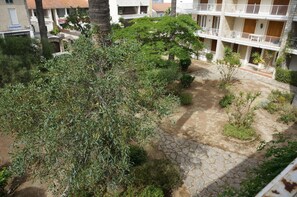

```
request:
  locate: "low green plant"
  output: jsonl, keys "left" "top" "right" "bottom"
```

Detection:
{"left": 227, "top": 92, "right": 261, "bottom": 129}
{"left": 278, "top": 112, "right": 296, "bottom": 124}
{"left": 179, "top": 58, "right": 191, "bottom": 71}
{"left": 223, "top": 124, "right": 256, "bottom": 140}
{"left": 219, "top": 135, "right": 297, "bottom": 197}
{"left": 131, "top": 159, "right": 182, "bottom": 195}
{"left": 219, "top": 93, "right": 235, "bottom": 108}
{"left": 180, "top": 92, "right": 193, "bottom": 105}
{"left": 50, "top": 26, "right": 60, "bottom": 35}
{"left": 275, "top": 67, "right": 297, "bottom": 86}
{"left": 251, "top": 52, "right": 265, "bottom": 65}
{"left": 140, "top": 185, "right": 164, "bottom": 197}
{"left": 180, "top": 74, "right": 195, "bottom": 88}
{"left": 129, "top": 145, "right": 148, "bottom": 167}
{"left": 0, "top": 168, "right": 10, "bottom": 196}
{"left": 275, "top": 56, "right": 285, "bottom": 67}
{"left": 206, "top": 53, "right": 213, "bottom": 62}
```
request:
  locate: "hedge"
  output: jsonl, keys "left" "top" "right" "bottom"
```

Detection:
{"left": 275, "top": 67, "right": 297, "bottom": 87}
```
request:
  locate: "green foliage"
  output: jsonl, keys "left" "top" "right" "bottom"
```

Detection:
{"left": 132, "top": 159, "right": 182, "bottom": 195}
{"left": 227, "top": 92, "right": 260, "bottom": 129}
{"left": 0, "top": 168, "right": 10, "bottom": 196}
{"left": 275, "top": 67, "right": 297, "bottom": 86}
{"left": 180, "top": 92, "right": 193, "bottom": 105}
{"left": 0, "top": 38, "right": 176, "bottom": 196}
{"left": 264, "top": 90, "right": 296, "bottom": 124}
{"left": 217, "top": 47, "right": 241, "bottom": 86}
{"left": 140, "top": 185, "right": 164, "bottom": 197}
{"left": 63, "top": 7, "right": 91, "bottom": 36}
{"left": 129, "top": 145, "right": 148, "bottom": 167}
{"left": 251, "top": 52, "right": 265, "bottom": 65}
{"left": 0, "top": 37, "right": 41, "bottom": 87}
{"left": 220, "top": 135, "right": 297, "bottom": 197}
{"left": 219, "top": 93, "right": 235, "bottom": 108}
{"left": 206, "top": 53, "right": 213, "bottom": 62}
{"left": 223, "top": 124, "right": 256, "bottom": 140}
{"left": 50, "top": 26, "right": 60, "bottom": 35}
{"left": 113, "top": 15, "right": 203, "bottom": 64}
{"left": 179, "top": 58, "right": 192, "bottom": 71}
{"left": 180, "top": 74, "right": 195, "bottom": 88}
{"left": 275, "top": 56, "right": 285, "bottom": 67}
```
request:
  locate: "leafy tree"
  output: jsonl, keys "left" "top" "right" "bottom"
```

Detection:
{"left": 0, "top": 38, "right": 176, "bottom": 196}
{"left": 63, "top": 7, "right": 91, "bottom": 36}
{"left": 113, "top": 15, "right": 203, "bottom": 64}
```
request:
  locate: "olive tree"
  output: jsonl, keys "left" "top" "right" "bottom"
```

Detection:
{"left": 0, "top": 37, "right": 175, "bottom": 196}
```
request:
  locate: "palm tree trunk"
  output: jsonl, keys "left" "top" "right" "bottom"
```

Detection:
{"left": 89, "top": 0, "right": 111, "bottom": 45}
{"left": 171, "top": 0, "right": 177, "bottom": 17}
{"left": 35, "top": 0, "right": 50, "bottom": 58}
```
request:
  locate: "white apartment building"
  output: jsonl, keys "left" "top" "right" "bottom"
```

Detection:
{"left": 0, "top": 0, "right": 33, "bottom": 38}
{"left": 180, "top": 0, "right": 297, "bottom": 71}
{"left": 26, "top": 0, "right": 150, "bottom": 32}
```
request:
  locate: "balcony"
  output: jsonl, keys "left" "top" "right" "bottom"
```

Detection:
{"left": 288, "top": 37, "right": 297, "bottom": 55}
{"left": 222, "top": 31, "right": 281, "bottom": 50}
{"left": 225, "top": 4, "right": 289, "bottom": 20}
{"left": 196, "top": 27, "right": 219, "bottom": 39}
{"left": 180, "top": 3, "right": 222, "bottom": 15}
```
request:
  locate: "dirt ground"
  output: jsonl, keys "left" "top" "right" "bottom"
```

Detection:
{"left": 161, "top": 61, "right": 297, "bottom": 156}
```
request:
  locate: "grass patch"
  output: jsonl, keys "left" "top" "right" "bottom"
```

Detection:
{"left": 223, "top": 124, "right": 256, "bottom": 141}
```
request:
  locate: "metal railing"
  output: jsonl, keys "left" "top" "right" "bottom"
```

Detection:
{"left": 189, "top": 3, "right": 222, "bottom": 12}
{"left": 223, "top": 30, "right": 281, "bottom": 46}
{"left": 197, "top": 27, "right": 219, "bottom": 36}
{"left": 225, "top": 4, "right": 288, "bottom": 16}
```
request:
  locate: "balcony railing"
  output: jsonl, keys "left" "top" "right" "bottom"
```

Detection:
{"left": 197, "top": 27, "right": 219, "bottom": 37}
{"left": 289, "top": 37, "right": 297, "bottom": 49}
{"left": 225, "top": 4, "right": 288, "bottom": 16}
{"left": 223, "top": 31, "right": 281, "bottom": 47}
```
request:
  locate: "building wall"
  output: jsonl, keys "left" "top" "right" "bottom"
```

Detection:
{"left": 0, "top": 0, "right": 31, "bottom": 32}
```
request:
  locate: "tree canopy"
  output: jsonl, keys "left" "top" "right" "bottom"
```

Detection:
{"left": 113, "top": 15, "right": 203, "bottom": 63}
{"left": 0, "top": 37, "right": 177, "bottom": 196}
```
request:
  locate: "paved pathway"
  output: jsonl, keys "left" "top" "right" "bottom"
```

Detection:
{"left": 158, "top": 130, "right": 258, "bottom": 197}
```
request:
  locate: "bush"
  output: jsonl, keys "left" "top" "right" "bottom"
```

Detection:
{"left": 0, "top": 168, "right": 10, "bottom": 196}
{"left": 129, "top": 145, "right": 148, "bottom": 166}
{"left": 180, "top": 92, "right": 193, "bottom": 105}
{"left": 145, "top": 66, "right": 180, "bottom": 85}
{"left": 268, "top": 90, "right": 294, "bottom": 104}
{"left": 180, "top": 74, "right": 195, "bottom": 88}
{"left": 140, "top": 185, "right": 164, "bottom": 197}
{"left": 278, "top": 111, "right": 297, "bottom": 124}
{"left": 179, "top": 58, "right": 191, "bottom": 71}
{"left": 227, "top": 92, "right": 261, "bottom": 129}
{"left": 275, "top": 67, "right": 297, "bottom": 87}
{"left": 132, "top": 159, "right": 182, "bottom": 195}
{"left": 206, "top": 53, "right": 213, "bottom": 62}
{"left": 223, "top": 124, "right": 256, "bottom": 140}
{"left": 219, "top": 94, "right": 235, "bottom": 108}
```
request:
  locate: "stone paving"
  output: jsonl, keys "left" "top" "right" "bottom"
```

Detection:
{"left": 158, "top": 130, "right": 259, "bottom": 197}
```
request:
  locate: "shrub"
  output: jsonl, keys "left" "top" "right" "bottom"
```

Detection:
{"left": 219, "top": 93, "right": 235, "bottom": 108}
{"left": 268, "top": 90, "right": 294, "bottom": 104}
{"left": 227, "top": 92, "right": 261, "bottom": 129}
{"left": 129, "top": 145, "right": 148, "bottom": 166}
{"left": 275, "top": 67, "right": 297, "bottom": 87}
{"left": 145, "top": 66, "right": 180, "bottom": 85}
{"left": 180, "top": 92, "right": 193, "bottom": 105}
{"left": 0, "top": 168, "right": 10, "bottom": 196}
{"left": 206, "top": 53, "right": 213, "bottom": 62}
{"left": 132, "top": 159, "right": 182, "bottom": 195}
{"left": 180, "top": 74, "right": 195, "bottom": 88}
{"left": 140, "top": 185, "right": 164, "bottom": 197}
{"left": 223, "top": 124, "right": 256, "bottom": 140}
{"left": 179, "top": 58, "right": 191, "bottom": 71}
{"left": 264, "top": 102, "right": 278, "bottom": 114}
{"left": 278, "top": 113, "right": 296, "bottom": 124}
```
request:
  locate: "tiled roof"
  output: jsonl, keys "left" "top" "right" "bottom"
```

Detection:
{"left": 152, "top": 3, "right": 171, "bottom": 12}
{"left": 26, "top": 0, "right": 88, "bottom": 9}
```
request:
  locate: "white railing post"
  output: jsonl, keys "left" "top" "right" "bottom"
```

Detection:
{"left": 276, "top": 5, "right": 279, "bottom": 15}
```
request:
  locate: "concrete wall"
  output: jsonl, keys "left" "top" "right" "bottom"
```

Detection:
{"left": 0, "top": 0, "right": 31, "bottom": 32}
{"left": 289, "top": 55, "right": 297, "bottom": 71}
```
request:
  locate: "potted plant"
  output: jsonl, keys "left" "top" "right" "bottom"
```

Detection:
{"left": 252, "top": 52, "right": 265, "bottom": 69}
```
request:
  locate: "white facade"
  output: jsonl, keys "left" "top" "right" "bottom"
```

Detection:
{"left": 180, "top": 0, "right": 297, "bottom": 71}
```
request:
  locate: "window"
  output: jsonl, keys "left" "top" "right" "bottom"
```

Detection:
{"left": 197, "top": 15, "right": 207, "bottom": 28}
{"left": 8, "top": 8, "right": 18, "bottom": 25}
{"left": 57, "top": 9, "right": 66, "bottom": 18}
{"left": 5, "top": 0, "right": 13, "bottom": 4}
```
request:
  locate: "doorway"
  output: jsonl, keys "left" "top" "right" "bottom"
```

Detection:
{"left": 246, "top": 0, "right": 261, "bottom": 14}
{"left": 271, "top": 0, "right": 289, "bottom": 15}
{"left": 243, "top": 19, "right": 257, "bottom": 38}
{"left": 266, "top": 21, "right": 284, "bottom": 44}
{"left": 249, "top": 47, "right": 262, "bottom": 64}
